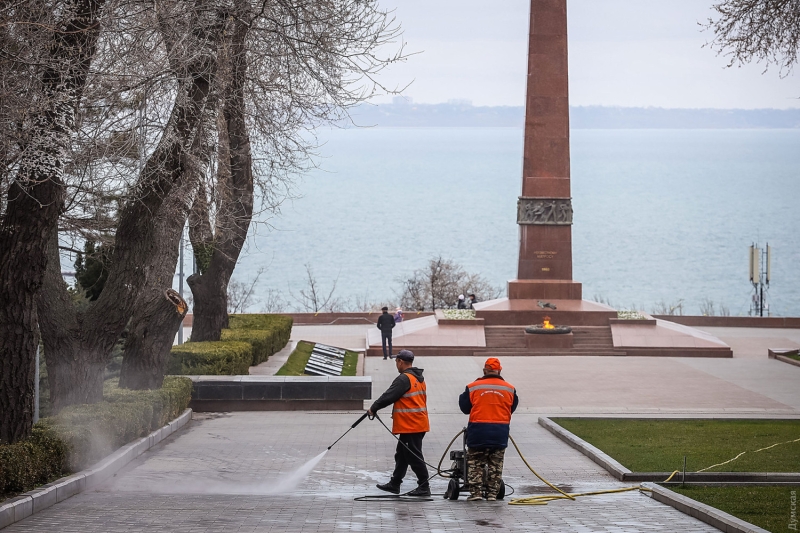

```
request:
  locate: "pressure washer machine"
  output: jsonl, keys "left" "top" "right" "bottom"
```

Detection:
{"left": 442, "top": 427, "right": 506, "bottom": 500}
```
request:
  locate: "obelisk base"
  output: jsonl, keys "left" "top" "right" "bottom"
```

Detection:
{"left": 507, "top": 279, "right": 582, "bottom": 300}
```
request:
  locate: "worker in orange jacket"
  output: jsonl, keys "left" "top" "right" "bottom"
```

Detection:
{"left": 458, "top": 357, "right": 519, "bottom": 501}
{"left": 367, "top": 349, "right": 430, "bottom": 496}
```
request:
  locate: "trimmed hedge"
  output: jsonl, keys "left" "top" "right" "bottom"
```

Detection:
{"left": 223, "top": 314, "right": 292, "bottom": 365}
{"left": 168, "top": 341, "right": 252, "bottom": 375}
{"left": 167, "top": 314, "right": 292, "bottom": 375}
{"left": 228, "top": 313, "right": 292, "bottom": 333}
{"left": 0, "top": 376, "right": 192, "bottom": 499}
{"left": 0, "top": 425, "right": 68, "bottom": 499}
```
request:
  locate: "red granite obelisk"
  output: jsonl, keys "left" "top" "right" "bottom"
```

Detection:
{"left": 508, "top": 0, "right": 582, "bottom": 300}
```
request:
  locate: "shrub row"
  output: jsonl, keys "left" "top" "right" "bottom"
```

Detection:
{"left": 167, "top": 341, "right": 252, "bottom": 375}
{"left": 169, "top": 314, "right": 293, "bottom": 374}
{"left": 0, "top": 377, "right": 192, "bottom": 498}
{"left": 0, "top": 425, "right": 68, "bottom": 500}
{"left": 225, "top": 314, "right": 293, "bottom": 365}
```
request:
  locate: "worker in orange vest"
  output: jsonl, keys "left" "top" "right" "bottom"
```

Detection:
{"left": 458, "top": 357, "right": 519, "bottom": 501}
{"left": 367, "top": 349, "right": 430, "bottom": 496}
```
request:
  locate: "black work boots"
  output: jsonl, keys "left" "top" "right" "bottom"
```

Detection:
{"left": 376, "top": 481, "right": 401, "bottom": 494}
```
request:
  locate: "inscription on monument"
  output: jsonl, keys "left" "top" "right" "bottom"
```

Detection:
{"left": 517, "top": 197, "right": 573, "bottom": 225}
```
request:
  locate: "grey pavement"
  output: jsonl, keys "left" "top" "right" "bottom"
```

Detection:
{"left": 250, "top": 341, "right": 297, "bottom": 375}
{"left": 6, "top": 324, "right": 799, "bottom": 532}
{"left": 6, "top": 411, "right": 718, "bottom": 532}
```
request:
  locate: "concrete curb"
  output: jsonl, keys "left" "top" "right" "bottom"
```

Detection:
{"left": 768, "top": 349, "right": 800, "bottom": 368}
{"left": 538, "top": 417, "right": 800, "bottom": 483}
{"left": 775, "top": 355, "right": 800, "bottom": 368}
{"left": 641, "top": 482, "right": 770, "bottom": 533}
{"left": 0, "top": 408, "right": 192, "bottom": 530}
{"left": 538, "top": 416, "right": 631, "bottom": 480}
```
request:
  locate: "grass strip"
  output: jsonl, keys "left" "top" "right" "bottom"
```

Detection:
{"left": 670, "top": 485, "right": 796, "bottom": 533}
{"left": 276, "top": 341, "right": 358, "bottom": 376}
{"left": 551, "top": 418, "right": 800, "bottom": 473}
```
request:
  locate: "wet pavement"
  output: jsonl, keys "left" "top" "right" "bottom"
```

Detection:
{"left": 6, "top": 325, "right": 800, "bottom": 532}
{"left": 4, "top": 412, "right": 718, "bottom": 532}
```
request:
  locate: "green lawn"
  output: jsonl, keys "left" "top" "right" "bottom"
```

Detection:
{"left": 671, "top": 486, "right": 796, "bottom": 533}
{"left": 786, "top": 353, "right": 800, "bottom": 362}
{"left": 551, "top": 418, "right": 800, "bottom": 473}
{"left": 276, "top": 341, "right": 358, "bottom": 376}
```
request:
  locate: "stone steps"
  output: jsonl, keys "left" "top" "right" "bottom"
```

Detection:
{"left": 473, "top": 349, "right": 628, "bottom": 357}
{"left": 481, "top": 325, "right": 626, "bottom": 356}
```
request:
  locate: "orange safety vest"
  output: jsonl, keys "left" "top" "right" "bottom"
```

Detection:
{"left": 467, "top": 377, "right": 515, "bottom": 425}
{"left": 391, "top": 372, "right": 430, "bottom": 434}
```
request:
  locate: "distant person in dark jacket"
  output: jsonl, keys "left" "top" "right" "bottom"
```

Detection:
{"left": 458, "top": 357, "right": 518, "bottom": 501}
{"left": 468, "top": 293, "right": 478, "bottom": 309}
{"left": 377, "top": 306, "right": 396, "bottom": 360}
{"left": 457, "top": 294, "right": 467, "bottom": 309}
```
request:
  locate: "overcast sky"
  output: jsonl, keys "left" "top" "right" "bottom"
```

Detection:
{"left": 372, "top": 0, "right": 800, "bottom": 109}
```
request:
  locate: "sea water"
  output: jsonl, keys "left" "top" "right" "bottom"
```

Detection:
{"left": 225, "top": 127, "right": 800, "bottom": 316}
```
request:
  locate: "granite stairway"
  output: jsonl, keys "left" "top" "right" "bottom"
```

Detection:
{"left": 474, "top": 326, "right": 628, "bottom": 357}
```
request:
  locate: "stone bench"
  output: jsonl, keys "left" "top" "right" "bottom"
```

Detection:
{"left": 187, "top": 376, "right": 371, "bottom": 411}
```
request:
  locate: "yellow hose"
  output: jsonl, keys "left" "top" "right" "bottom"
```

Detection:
{"left": 506, "top": 434, "right": 679, "bottom": 506}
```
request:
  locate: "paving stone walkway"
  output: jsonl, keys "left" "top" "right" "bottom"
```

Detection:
{"left": 6, "top": 325, "right": 799, "bottom": 532}
{"left": 6, "top": 411, "right": 719, "bottom": 532}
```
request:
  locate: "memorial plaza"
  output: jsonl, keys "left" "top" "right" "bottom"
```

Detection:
{"left": 4, "top": 322, "right": 799, "bottom": 532}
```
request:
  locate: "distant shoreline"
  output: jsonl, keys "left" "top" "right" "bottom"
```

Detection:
{"left": 345, "top": 103, "right": 800, "bottom": 129}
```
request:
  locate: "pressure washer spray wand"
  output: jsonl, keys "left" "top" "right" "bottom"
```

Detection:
{"left": 327, "top": 412, "right": 374, "bottom": 450}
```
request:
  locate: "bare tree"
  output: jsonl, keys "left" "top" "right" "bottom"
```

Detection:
{"left": 187, "top": 0, "right": 406, "bottom": 340}
{"left": 36, "top": 0, "right": 226, "bottom": 404}
{"left": 699, "top": 298, "right": 731, "bottom": 316}
{"left": 228, "top": 267, "right": 265, "bottom": 314}
{"left": 260, "top": 288, "right": 290, "bottom": 313}
{"left": 187, "top": 0, "right": 254, "bottom": 340}
{"left": 651, "top": 299, "right": 685, "bottom": 316}
{"left": 699, "top": 297, "right": 717, "bottom": 316}
{"left": 291, "top": 263, "right": 343, "bottom": 312}
{"left": 705, "top": 0, "right": 800, "bottom": 75}
{"left": 0, "top": 0, "right": 107, "bottom": 443}
{"left": 398, "top": 256, "right": 502, "bottom": 311}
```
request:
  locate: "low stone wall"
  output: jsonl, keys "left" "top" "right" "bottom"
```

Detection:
{"left": 188, "top": 376, "right": 371, "bottom": 411}
{"left": 653, "top": 315, "right": 800, "bottom": 328}
{"left": 284, "top": 312, "right": 433, "bottom": 325}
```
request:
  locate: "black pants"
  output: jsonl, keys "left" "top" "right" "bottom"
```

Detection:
{"left": 391, "top": 432, "right": 429, "bottom": 488}
{"left": 381, "top": 331, "right": 392, "bottom": 358}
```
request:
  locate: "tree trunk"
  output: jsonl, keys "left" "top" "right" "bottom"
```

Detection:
{"left": 187, "top": 270, "right": 230, "bottom": 341}
{"left": 118, "top": 142, "right": 203, "bottom": 388}
{"left": 119, "top": 289, "right": 187, "bottom": 389}
{"left": 47, "top": 351, "right": 107, "bottom": 410}
{"left": 189, "top": 5, "right": 254, "bottom": 341}
{"left": 0, "top": 0, "right": 105, "bottom": 443}
{"left": 36, "top": 1, "right": 224, "bottom": 410}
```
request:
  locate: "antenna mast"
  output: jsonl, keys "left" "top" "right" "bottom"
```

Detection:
{"left": 749, "top": 243, "right": 771, "bottom": 317}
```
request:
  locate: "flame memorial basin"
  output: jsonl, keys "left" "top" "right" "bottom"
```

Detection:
{"left": 524, "top": 322, "right": 574, "bottom": 350}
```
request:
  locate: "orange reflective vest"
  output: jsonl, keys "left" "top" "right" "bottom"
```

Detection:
{"left": 392, "top": 373, "right": 430, "bottom": 434}
{"left": 467, "top": 377, "right": 515, "bottom": 424}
